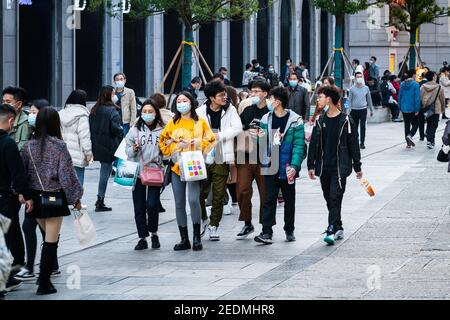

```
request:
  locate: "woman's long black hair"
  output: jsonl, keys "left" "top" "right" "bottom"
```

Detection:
{"left": 65, "top": 89, "right": 87, "bottom": 107}
{"left": 33, "top": 106, "right": 62, "bottom": 156}
{"left": 171, "top": 91, "right": 198, "bottom": 124}
{"left": 91, "top": 85, "right": 118, "bottom": 115}
{"left": 135, "top": 99, "right": 165, "bottom": 131}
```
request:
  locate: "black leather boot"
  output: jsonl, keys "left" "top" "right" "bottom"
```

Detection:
{"left": 192, "top": 223, "right": 203, "bottom": 251}
{"left": 95, "top": 196, "right": 112, "bottom": 212}
{"left": 36, "top": 242, "right": 57, "bottom": 295}
{"left": 173, "top": 226, "right": 191, "bottom": 251}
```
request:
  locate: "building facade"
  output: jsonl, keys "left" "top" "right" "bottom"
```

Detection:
{"left": 1, "top": 0, "right": 449, "bottom": 107}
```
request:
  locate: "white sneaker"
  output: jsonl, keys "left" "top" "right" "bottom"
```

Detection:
{"left": 334, "top": 229, "right": 344, "bottom": 240}
{"left": 208, "top": 226, "right": 220, "bottom": 241}
{"left": 14, "top": 267, "right": 36, "bottom": 282}
{"left": 224, "top": 204, "right": 233, "bottom": 216}
{"left": 201, "top": 218, "right": 210, "bottom": 238}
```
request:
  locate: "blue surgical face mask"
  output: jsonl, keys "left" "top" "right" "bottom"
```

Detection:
{"left": 141, "top": 113, "right": 155, "bottom": 123}
{"left": 324, "top": 105, "right": 330, "bottom": 113}
{"left": 176, "top": 102, "right": 191, "bottom": 114}
{"left": 269, "top": 68, "right": 274, "bottom": 73}
{"left": 289, "top": 80, "right": 298, "bottom": 88}
{"left": 28, "top": 114, "right": 37, "bottom": 127}
{"left": 252, "top": 96, "right": 260, "bottom": 105}
{"left": 115, "top": 80, "right": 125, "bottom": 89}
{"left": 267, "top": 101, "right": 273, "bottom": 112}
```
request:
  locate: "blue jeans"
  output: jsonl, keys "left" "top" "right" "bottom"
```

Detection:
{"left": 123, "top": 123, "right": 130, "bottom": 136}
{"left": 132, "top": 179, "right": 161, "bottom": 238}
{"left": 74, "top": 166, "right": 85, "bottom": 186}
{"left": 98, "top": 162, "right": 113, "bottom": 198}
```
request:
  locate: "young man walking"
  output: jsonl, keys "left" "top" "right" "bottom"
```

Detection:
{"left": 307, "top": 86, "right": 363, "bottom": 245}
{"left": 197, "top": 81, "right": 242, "bottom": 241}
{"left": 0, "top": 104, "right": 33, "bottom": 293}
{"left": 254, "top": 86, "right": 306, "bottom": 244}
{"left": 348, "top": 72, "right": 373, "bottom": 149}
{"left": 235, "top": 80, "right": 271, "bottom": 239}
{"left": 113, "top": 72, "right": 137, "bottom": 136}
{"left": 399, "top": 69, "right": 421, "bottom": 148}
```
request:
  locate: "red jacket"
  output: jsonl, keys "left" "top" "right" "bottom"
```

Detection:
{"left": 391, "top": 81, "right": 400, "bottom": 101}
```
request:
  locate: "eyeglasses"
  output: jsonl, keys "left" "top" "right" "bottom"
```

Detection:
{"left": 215, "top": 93, "right": 227, "bottom": 98}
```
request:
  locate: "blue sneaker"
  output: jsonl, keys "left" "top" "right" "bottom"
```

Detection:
{"left": 323, "top": 225, "right": 336, "bottom": 245}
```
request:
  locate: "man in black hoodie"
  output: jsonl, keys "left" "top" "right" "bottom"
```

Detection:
{"left": 307, "top": 86, "right": 362, "bottom": 246}
{"left": 0, "top": 104, "right": 33, "bottom": 294}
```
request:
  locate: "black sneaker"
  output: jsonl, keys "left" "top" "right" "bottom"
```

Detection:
{"left": 236, "top": 225, "right": 254, "bottom": 240}
{"left": 134, "top": 238, "right": 148, "bottom": 250}
{"left": 5, "top": 277, "right": 22, "bottom": 292}
{"left": 285, "top": 232, "right": 296, "bottom": 242}
{"left": 406, "top": 135, "right": 415, "bottom": 147}
{"left": 254, "top": 232, "right": 273, "bottom": 245}
{"left": 151, "top": 235, "right": 160, "bottom": 249}
{"left": 360, "top": 144, "right": 366, "bottom": 149}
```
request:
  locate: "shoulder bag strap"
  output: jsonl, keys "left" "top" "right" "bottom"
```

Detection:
{"left": 28, "top": 143, "right": 46, "bottom": 192}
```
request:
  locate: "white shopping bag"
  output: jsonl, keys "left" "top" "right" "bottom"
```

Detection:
{"left": 73, "top": 209, "right": 96, "bottom": 246}
{"left": 0, "top": 214, "right": 13, "bottom": 292}
{"left": 114, "top": 138, "right": 127, "bottom": 160}
{"left": 304, "top": 123, "right": 313, "bottom": 142}
{"left": 179, "top": 150, "right": 208, "bottom": 182}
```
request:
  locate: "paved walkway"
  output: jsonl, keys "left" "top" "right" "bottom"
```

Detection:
{"left": 7, "top": 117, "right": 450, "bottom": 300}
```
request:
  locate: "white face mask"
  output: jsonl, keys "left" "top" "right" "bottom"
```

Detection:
{"left": 112, "top": 95, "right": 119, "bottom": 104}
{"left": 356, "top": 78, "right": 364, "bottom": 85}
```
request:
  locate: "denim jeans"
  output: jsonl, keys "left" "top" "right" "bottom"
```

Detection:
{"left": 123, "top": 123, "right": 130, "bottom": 136}
{"left": 74, "top": 166, "right": 85, "bottom": 186}
{"left": 98, "top": 162, "right": 113, "bottom": 198}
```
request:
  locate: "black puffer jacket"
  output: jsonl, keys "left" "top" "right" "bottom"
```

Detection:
{"left": 89, "top": 105, "right": 123, "bottom": 163}
{"left": 307, "top": 112, "right": 362, "bottom": 183}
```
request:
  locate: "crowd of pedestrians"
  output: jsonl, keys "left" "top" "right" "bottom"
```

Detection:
{"left": 1, "top": 54, "right": 449, "bottom": 299}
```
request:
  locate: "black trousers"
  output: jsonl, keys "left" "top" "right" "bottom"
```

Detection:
{"left": 426, "top": 114, "right": 440, "bottom": 144}
{"left": 262, "top": 174, "right": 296, "bottom": 235}
{"left": 132, "top": 179, "right": 161, "bottom": 238}
{"left": 0, "top": 193, "right": 25, "bottom": 266}
{"left": 350, "top": 109, "right": 367, "bottom": 145}
{"left": 418, "top": 109, "right": 426, "bottom": 139}
{"left": 402, "top": 112, "right": 419, "bottom": 140}
{"left": 320, "top": 170, "right": 347, "bottom": 228}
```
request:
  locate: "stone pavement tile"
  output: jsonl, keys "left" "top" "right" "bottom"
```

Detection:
{"left": 114, "top": 276, "right": 221, "bottom": 287}
{"left": 81, "top": 294, "right": 149, "bottom": 300}
{"left": 220, "top": 281, "right": 284, "bottom": 300}
{"left": 125, "top": 285, "right": 236, "bottom": 296}
{"left": 212, "top": 278, "right": 253, "bottom": 287}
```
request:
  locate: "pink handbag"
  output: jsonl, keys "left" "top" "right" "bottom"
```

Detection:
{"left": 140, "top": 163, "right": 164, "bottom": 187}
{"left": 137, "top": 129, "right": 164, "bottom": 187}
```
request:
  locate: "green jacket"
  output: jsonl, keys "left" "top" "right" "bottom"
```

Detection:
{"left": 10, "top": 110, "right": 32, "bottom": 151}
{"left": 259, "top": 110, "right": 306, "bottom": 179}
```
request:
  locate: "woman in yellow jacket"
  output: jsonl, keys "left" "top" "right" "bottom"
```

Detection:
{"left": 159, "top": 91, "right": 215, "bottom": 251}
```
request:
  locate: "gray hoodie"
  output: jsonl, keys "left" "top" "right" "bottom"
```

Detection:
{"left": 125, "top": 123, "right": 164, "bottom": 175}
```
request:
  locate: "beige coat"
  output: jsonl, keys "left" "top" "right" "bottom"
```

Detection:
{"left": 117, "top": 87, "right": 137, "bottom": 124}
{"left": 420, "top": 81, "right": 446, "bottom": 114}
{"left": 439, "top": 74, "right": 450, "bottom": 100}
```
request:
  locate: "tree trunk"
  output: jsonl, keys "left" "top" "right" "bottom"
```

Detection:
{"left": 182, "top": 25, "right": 194, "bottom": 89}
{"left": 408, "top": 28, "right": 417, "bottom": 70}
{"left": 334, "top": 14, "right": 344, "bottom": 89}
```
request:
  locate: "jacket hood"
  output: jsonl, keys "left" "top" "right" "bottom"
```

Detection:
{"left": 402, "top": 79, "right": 416, "bottom": 88}
{"left": 422, "top": 81, "right": 440, "bottom": 93}
{"left": 59, "top": 104, "right": 90, "bottom": 127}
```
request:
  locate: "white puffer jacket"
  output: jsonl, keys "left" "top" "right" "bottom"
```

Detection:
{"left": 59, "top": 104, "right": 93, "bottom": 168}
